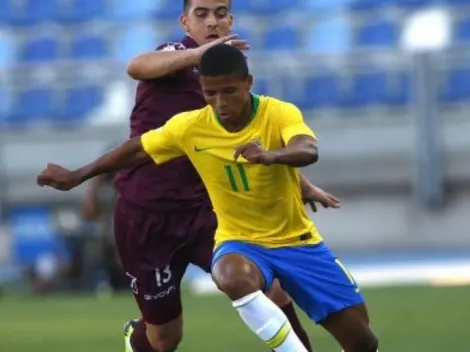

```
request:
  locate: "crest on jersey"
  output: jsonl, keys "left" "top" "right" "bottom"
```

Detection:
{"left": 160, "top": 42, "right": 186, "bottom": 52}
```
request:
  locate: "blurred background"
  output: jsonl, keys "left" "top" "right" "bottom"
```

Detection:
{"left": 0, "top": 0, "right": 469, "bottom": 351}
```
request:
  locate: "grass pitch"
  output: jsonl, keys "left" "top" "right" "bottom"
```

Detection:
{"left": 0, "top": 285, "right": 468, "bottom": 351}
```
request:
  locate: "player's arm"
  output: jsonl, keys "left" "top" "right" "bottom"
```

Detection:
{"left": 127, "top": 35, "right": 242, "bottom": 80}
{"left": 37, "top": 119, "right": 186, "bottom": 191}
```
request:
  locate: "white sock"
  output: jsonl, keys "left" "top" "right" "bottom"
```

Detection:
{"left": 233, "top": 290, "right": 307, "bottom": 352}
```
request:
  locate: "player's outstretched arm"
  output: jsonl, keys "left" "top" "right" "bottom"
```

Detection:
{"left": 127, "top": 34, "right": 248, "bottom": 80}
{"left": 234, "top": 135, "right": 318, "bottom": 168}
{"left": 37, "top": 137, "right": 149, "bottom": 191}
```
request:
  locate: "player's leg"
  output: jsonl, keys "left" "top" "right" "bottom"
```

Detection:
{"left": 273, "top": 242, "right": 378, "bottom": 352}
{"left": 266, "top": 280, "right": 313, "bottom": 351}
{"left": 114, "top": 197, "right": 188, "bottom": 352}
{"left": 190, "top": 210, "right": 313, "bottom": 351}
{"left": 211, "top": 241, "right": 309, "bottom": 351}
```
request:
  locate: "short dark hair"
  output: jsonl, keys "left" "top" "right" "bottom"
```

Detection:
{"left": 184, "top": 0, "right": 231, "bottom": 12}
{"left": 199, "top": 44, "right": 249, "bottom": 78}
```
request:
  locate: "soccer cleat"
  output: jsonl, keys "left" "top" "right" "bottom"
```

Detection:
{"left": 123, "top": 319, "right": 139, "bottom": 352}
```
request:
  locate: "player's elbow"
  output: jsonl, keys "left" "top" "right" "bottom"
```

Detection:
{"left": 301, "top": 141, "right": 318, "bottom": 166}
{"left": 126, "top": 59, "right": 146, "bottom": 80}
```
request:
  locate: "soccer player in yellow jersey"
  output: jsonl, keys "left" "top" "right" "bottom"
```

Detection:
{"left": 37, "top": 44, "right": 378, "bottom": 352}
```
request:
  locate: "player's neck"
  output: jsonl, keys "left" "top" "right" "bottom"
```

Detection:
{"left": 219, "top": 95, "right": 255, "bottom": 133}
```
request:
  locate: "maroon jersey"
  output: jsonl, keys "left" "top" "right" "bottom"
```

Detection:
{"left": 114, "top": 36, "right": 209, "bottom": 211}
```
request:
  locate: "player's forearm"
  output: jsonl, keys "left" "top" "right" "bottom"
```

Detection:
{"left": 73, "top": 138, "right": 148, "bottom": 183}
{"left": 127, "top": 49, "right": 200, "bottom": 80}
{"left": 271, "top": 141, "right": 318, "bottom": 167}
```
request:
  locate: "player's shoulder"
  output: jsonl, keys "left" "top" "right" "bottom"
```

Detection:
{"left": 259, "top": 95, "right": 303, "bottom": 121}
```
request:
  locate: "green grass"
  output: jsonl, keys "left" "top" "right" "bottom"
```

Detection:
{"left": 0, "top": 285, "right": 468, "bottom": 351}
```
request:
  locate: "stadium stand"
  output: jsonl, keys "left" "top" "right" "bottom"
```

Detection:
{"left": 0, "top": 0, "right": 469, "bottom": 126}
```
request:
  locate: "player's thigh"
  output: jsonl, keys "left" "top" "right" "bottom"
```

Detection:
{"left": 273, "top": 242, "right": 365, "bottom": 324}
{"left": 188, "top": 207, "right": 217, "bottom": 273}
{"left": 211, "top": 241, "right": 275, "bottom": 300}
{"left": 321, "top": 304, "right": 378, "bottom": 351}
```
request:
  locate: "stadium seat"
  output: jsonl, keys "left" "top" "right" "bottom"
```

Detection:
{"left": 356, "top": 19, "right": 398, "bottom": 47}
{"left": 385, "top": 72, "right": 412, "bottom": 106}
{"left": 71, "top": 35, "right": 108, "bottom": 59}
{"left": 231, "top": 0, "right": 252, "bottom": 13}
{"left": 303, "top": 0, "right": 351, "bottom": 15}
{"left": 394, "top": 0, "right": 434, "bottom": 8}
{"left": 342, "top": 71, "right": 388, "bottom": 107}
{"left": 154, "top": 0, "right": 182, "bottom": 20}
{"left": 18, "top": 0, "right": 61, "bottom": 25}
{"left": 349, "top": 0, "right": 384, "bottom": 11}
{"left": 111, "top": 0, "right": 155, "bottom": 21}
{"left": 20, "top": 35, "right": 60, "bottom": 62}
{"left": 0, "top": 31, "right": 15, "bottom": 69}
{"left": 306, "top": 17, "right": 351, "bottom": 54}
{"left": 0, "top": 87, "right": 12, "bottom": 124}
{"left": 114, "top": 24, "right": 158, "bottom": 63}
{"left": 232, "top": 26, "right": 257, "bottom": 47}
{"left": 12, "top": 88, "right": 55, "bottom": 122}
{"left": 455, "top": 18, "right": 470, "bottom": 42}
{"left": 248, "top": 0, "right": 300, "bottom": 15}
{"left": 65, "top": 0, "right": 107, "bottom": 23}
{"left": 439, "top": 68, "right": 470, "bottom": 102}
{"left": 0, "top": 0, "right": 14, "bottom": 24}
{"left": 252, "top": 77, "right": 270, "bottom": 96}
{"left": 263, "top": 25, "right": 302, "bottom": 50}
{"left": 63, "top": 85, "right": 104, "bottom": 120}
{"left": 304, "top": 74, "right": 340, "bottom": 109}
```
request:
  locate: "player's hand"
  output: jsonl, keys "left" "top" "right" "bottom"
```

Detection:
{"left": 37, "top": 163, "right": 82, "bottom": 191}
{"left": 303, "top": 185, "right": 341, "bottom": 212}
{"left": 195, "top": 34, "right": 250, "bottom": 58}
{"left": 234, "top": 141, "right": 276, "bottom": 165}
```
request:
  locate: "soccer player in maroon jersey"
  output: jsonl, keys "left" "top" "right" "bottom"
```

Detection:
{"left": 110, "top": 1, "right": 338, "bottom": 351}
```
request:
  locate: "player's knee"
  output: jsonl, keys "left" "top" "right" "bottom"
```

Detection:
{"left": 146, "top": 324, "right": 182, "bottom": 352}
{"left": 212, "top": 254, "right": 264, "bottom": 300}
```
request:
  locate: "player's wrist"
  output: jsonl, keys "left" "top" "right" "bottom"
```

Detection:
{"left": 187, "top": 48, "right": 203, "bottom": 65}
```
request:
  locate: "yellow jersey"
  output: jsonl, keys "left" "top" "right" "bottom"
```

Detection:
{"left": 141, "top": 94, "right": 323, "bottom": 248}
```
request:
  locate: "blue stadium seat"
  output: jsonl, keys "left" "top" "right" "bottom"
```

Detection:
{"left": 231, "top": 0, "right": 252, "bottom": 13}
{"left": 304, "top": 74, "right": 340, "bottom": 109}
{"left": 385, "top": 72, "right": 412, "bottom": 106}
{"left": 248, "top": 0, "right": 300, "bottom": 14}
{"left": 12, "top": 88, "right": 55, "bottom": 122}
{"left": 439, "top": 68, "right": 470, "bottom": 102}
{"left": 342, "top": 71, "right": 388, "bottom": 107}
{"left": 0, "top": 0, "right": 14, "bottom": 24}
{"left": 0, "top": 31, "right": 15, "bottom": 69}
{"left": 63, "top": 85, "right": 104, "bottom": 121}
{"left": 18, "top": 0, "right": 61, "bottom": 25}
{"left": 442, "top": 0, "right": 470, "bottom": 4}
{"left": 154, "top": 0, "right": 182, "bottom": 20}
{"left": 252, "top": 77, "right": 270, "bottom": 96}
{"left": 394, "top": 0, "right": 434, "bottom": 8}
{"left": 115, "top": 24, "right": 158, "bottom": 63}
{"left": 349, "top": 0, "right": 384, "bottom": 11}
{"left": 263, "top": 25, "right": 302, "bottom": 50}
{"left": 111, "top": 0, "right": 155, "bottom": 21}
{"left": 0, "top": 87, "right": 12, "bottom": 124}
{"left": 65, "top": 0, "right": 107, "bottom": 22}
{"left": 456, "top": 18, "right": 470, "bottom": 42}
{"left": 307, "top": 17, "right": 351, "bottom": 53}
{"left": 71, "top": 35, "right": 108, "bottom": 59}
{"left": 20, "top": 35, "right": 60, "bottom": 62}
{"left": 303, "top": 0, "right": 351, "bottom": 14}
{"left": 356, "top": 19, "right": 398, "bottom": 47}
{"left": 232, "top": 27, "right": 257, "bottom": 47}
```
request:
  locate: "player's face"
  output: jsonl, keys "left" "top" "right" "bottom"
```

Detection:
{"left": 180, "top": 0, "right": 233, "bottom": 46}
{"left": 201, "top": 74, "right": 253, "bottom": 124}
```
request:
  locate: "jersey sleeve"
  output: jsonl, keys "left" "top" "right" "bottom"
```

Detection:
{"left": 141, "top": 113, "right": 187, "bottom": 164}
{"left": 279, "top": 103, "right": 317, "bottom": 145}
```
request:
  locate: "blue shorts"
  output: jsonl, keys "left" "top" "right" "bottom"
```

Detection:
{"left": 212, "top": 241, "right": 365, "bottom": 323}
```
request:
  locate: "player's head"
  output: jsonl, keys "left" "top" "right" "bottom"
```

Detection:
{"left": 199, "top": 44, "right": 253, "bottom": 124}
{"left": 180, "top": 0, "right": 233, "bottom": 45}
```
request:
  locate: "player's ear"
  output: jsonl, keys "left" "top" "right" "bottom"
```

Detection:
{"left": 180, "top": 14, "right": 189, "bottom": 33}
{"left": 246, "top": 74, "right": 254, "bottom": 91}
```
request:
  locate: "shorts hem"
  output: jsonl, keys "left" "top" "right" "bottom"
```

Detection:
{"left": 314, "top": 296, "right": 366, "bottom": 324}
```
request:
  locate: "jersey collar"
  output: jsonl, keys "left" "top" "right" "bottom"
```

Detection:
{"left": 182, "top": 35, "right": 199, "bottom": 48}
